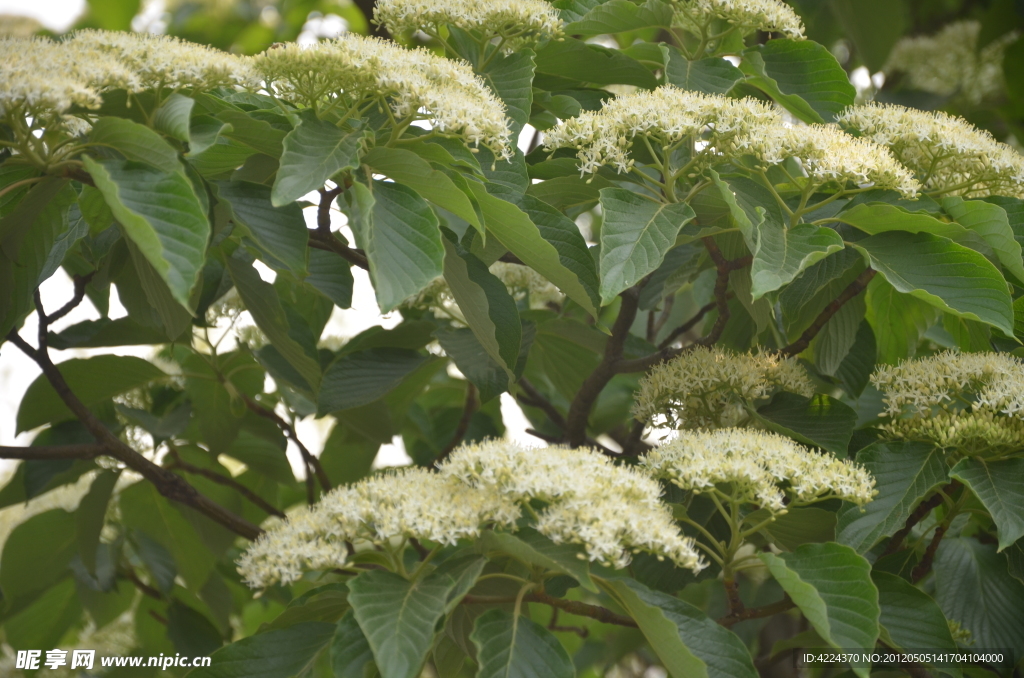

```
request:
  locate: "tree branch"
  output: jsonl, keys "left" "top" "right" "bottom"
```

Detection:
{"left": 310, "top": 184, "right": 369, "bottom": 270}
{"left": 435, "top": 383, "right": 477, "bottom": 465}
{"left": 565, "top": 288, "right": 641, "bottom": 447}
{"left": 779, "top": 269, "right": 876, "bottom": 357}
{"left": 46, "top": 272, "right": 94, "bottom": 325}
{"left": 462, "top": 592, "right": 638, "bottom": 628}
{"left": 717, "top": 597, "right": 794, "bottom": 628}
{"left": 516, "top": 377, "right": 566, "bottom": 429}
{"left": 6, "top": 295, "right": 262, "bottom": 541}
{"left": 656, "top": 295, "right": 728, "bottom": 350}
{"left": 166, "top": 447, "right": 286, "bottom": 519}
{"left": 0, "top": 444, "right": 105, "bottom": 460}
{"left": 241, "top": 394, "right": 332, "bottom": 500}
{"left": 881, "top": 481, "right": 961, "bottom": 557}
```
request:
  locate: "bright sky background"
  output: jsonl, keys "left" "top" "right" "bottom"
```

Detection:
{"left": 0, "top": 0, "right": 86, "bottom": 30}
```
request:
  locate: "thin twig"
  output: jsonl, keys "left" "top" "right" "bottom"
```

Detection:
{"left": 242, "top": 394, "right": 332, "bottom": 498}
{"left": 717, "top": 598, "right": 794, "bottom": 628}
{"left": 435, "top": 383, "right": 477, "bottom": 464}
{"left": 462, "top": 593, "right": 638, "bottom": 628}
{"left": 308, "top": 232, "right": 369, "bottom": 270}
{"left": 46, "top": 272, "right": 94, "bottom": 325}
{"left": 166, "top": 447, "right": 286, "bottom": 519}
{"left": 0, "top": 444, "right": 105, "bottom": 460}
{"left": 516, "top": 377, "right": 566, "bottom": 429}
{"left": 881, "top": 481, "right": 961, "bottom": 557}
{"left": 656, "top": 296, "right": 728, "bottom": 350}
{"left": 779, "top": 269, "right": 876, "bottom": 357}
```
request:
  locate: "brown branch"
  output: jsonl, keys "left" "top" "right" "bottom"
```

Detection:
{"left": 717, "top": 597, "right": 794, "bottom": 628}
{"left": 0, "top": 444, "right": 105, "bottom": 460}
{"left": 656, "top": 296, "right": 729, "bottom": 351}
{"left": 779, "top": 269, "right": 876, "bottom": 357}
{"left": 310, "top": 184, "right": 368, "bottom": 269}
{"left": 911, "top": 522, "right": 950, "bottom": 583}
{"left": 723, "top": 577, "right": 745, "bottom": 616}
{"left": 548, "top": 608, "right": 589, "bottom": 638}
{"left": 462, "top": 592, "right": 638, "bottom": 628}
{"left": 46, "top": 272, "right": 94, "bottom": 325}
{"left": 166, "top": 448, "right": 286, "bottom": 519}
{"left": 435, "top": 383, "right": 477, "bottom": 464}
{"left": 7, "top": 298, "right": 262, "bottom": 541}
{"left": 317, "top": 186, "right": 343, "bottom": 234}
{"left": 242, "top": 394, "right": 332, "bottom": 499}
{"left": 565, "top": 288, "right": 641, "bottom": 447}
{"left": 651, "top": 294, "right": 675, "bottom": 342}
{"left": 124, "top": 567, "right": 164, "bottom": 601}
{"left": 881, "top": 481, "right": 961, "bottom": 557}
{"left": 516, "top": 377, "right": 566, "bottom": 429}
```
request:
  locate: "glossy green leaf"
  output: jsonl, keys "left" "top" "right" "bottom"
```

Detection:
{"left": 751, "top": 222, "right": 845, "bottom": 299}
{"left": 852, "top": 231, "right": 1014, "bottom": 336}
{"left": 88, "top": 116, "right": 182, "bottom": 173}
{"left": 84, "top": 156, "right": 209, "bottom": 307}
{"left": 467, "top": 182, "right": 598, "bottom": 316}
{"left": 740, "top": 39, "right": 856, "bottom": 123}
{"left": 755, "top": 393, "right": 857, "bottom": 454}
{"left": 332, "top": 611, "right": 376, "bottom": 678}
{"left": 534, "top": 36, "right": 659, "bottom": 88}
{"left": 598, "top": 188, "right": 696, "bottom": 304}
{"left": 217, "top": 110, "right": 287, "bottom": 158}
{"left": 125, "top": 238, "right": 195, "bottom": 338}
{"left": 189, "top": 622, "right": 336, "bottom": 678}
{"left": 835, "top": 202, "right": 969, "bottom": 239}
{"left": 319, "top": 348, "right": 430, "bottom": 414}
{"left": 563, "top": 0, "right": 673, "bottom": 35}
{"left": 837, "top": 441, "right": 948, "bottom": 553}
{"left": 442, "top": 233, "right": 522, "bottom": 375}
{"left": 754, "top": 507, "right": 836, "bottom": 551}
{"left": 306, "top": 248, "right": 353, "bottom": 308}
{"left": 760, "top": 543, "right": 879, "bottom": 675}
{"left": 872, "top": 571, "right": 961, "bottom": 678}
{"left": 272, "top": 116, "right": 365, "bottom": 206}
{"left": 348, "top": 570, "right": 454, "bottom": 678}
{"left": 664, "top": 50, "right": 743, "bottom": 94}
{"left": 943, "top": 197, "right": 1024, "bottom": 284}
{"left": 950, "top": 457, "right": 1024, "bottom": 551}
{"left": 216, "top": 180, "right": 309, "bottom": 276}
{"left": 864, "top": 276, "right": 941, "bottom": 364}
{"left": 153, "top": 93, "right": 195, "bottom": 142}
{"left": 813, "top": 293, "right": 865, "bottom": 375}
{"left": 478, "top": 528, "right": 595, "bottom": 592}
{"left": 478, "top": 49, "right": 536, "bottom": 136}
{"left": 933, "top": 538, "right": 1024, "bottom": 661}
{"left": 435, "top": 327, "right": 510, "bottom": 403}
{"left": 471, "top": 609, "right": 575, "bottom": 678}
{"left": 599, "top": 577, "right": 758, "bottom": 678}
{"left": 345, "top": 180, "right": 445, "bottom": 313}
{"left": 362, "top": 147, "right": 482, "bottom": 234}
{"left": 226, "top": 253, "right": 323, "bottom": 392}
{"left": 17, "top": 355, "right": 165, "bottom": 432}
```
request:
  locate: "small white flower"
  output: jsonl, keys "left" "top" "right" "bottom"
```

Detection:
{"left": 374, "top": 0, "right": 562, "bottom": 48}
{"left": 671, "top": 0, "right": 805, "bottom": 40}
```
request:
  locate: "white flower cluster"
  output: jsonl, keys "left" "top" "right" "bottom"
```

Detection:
{"left": 0, "top": 36, "right": 134, "bottom": 117}
{"left": 747, "top": 122, "right": 921, "bottom": 198}
{"left": 403, "top": 262, "right": 564, "bottom": 319}
{"left": 237, "top": 467, "right": 519, "bottom": 588}
{"left": 256, "top": 34, "right": 512, "bottom": 158}
{"left": 374, "top": 0, "right": 562, "bottom": 47}
{"left": 68, "top": 30, "right": 258, "bottom": 92}
{"left": 440, "top": 441, "right": 704, "bottom": 570}
{"left": 641, "top": 429, "right": 876, "bottom": 511}
{"left": 672, "top": 0, "right": 805, "bottom": 41}
{"left": 839, "top": 103, "right": 1024, "bottom": 198}
{"left": 543, "top": 86, "right": 781, "bottom": 174}
{"left": 633, "top": 346, "right": 814, "bottom": 429}
{"left": 885, "top": 21, "right": 1018, "bottom": 106}
{"left": 871, "top": 351, "right": 1024, "bottom": 454}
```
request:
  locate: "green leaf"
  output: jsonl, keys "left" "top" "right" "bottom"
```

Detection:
{"left": 83, "top": 156, "right": 210, "bottom": 307}
{"left": 534, "top": 36, "right": 659, "bottom": 88}
{"left": 17, "top": 355, "right": 165, "bottom": 432}
{"left": 362, "top": 147, "right": 482, "bottom": 234}
{"left": 77, "top": 471, "right": 119, "bottom": 575}
{"left": 837, "top": 441, "right": 948, "bottom": 553}
{"left": 318, "top": 348, "right": 430, "bottom": 414}
{"left": 188, "top": 622, "right": 336, "bottom": 678}
{"left": 348, "top": 569, "right": 455, "bottom": 678}
{"left": 943, "top": 197, "right": 1024, "bottom": 284}
{"left": 830, "top": 0, "right": 907, "bottom": 72}
{"left": 320, "top": 424, "right": 379, "bottom": 486}
{"left": 706, "top": 169, "right": 762, "bottom": 247}
{"left": 933, "top": 538, "right": 1024, "bottom": 661}
{"left": 217, "top": 110, "right": 287, "bottom": 158}
{"left": 435, "top": 327, "right": 510, "bottom": 403}
{"left": 478, "top": 528, "right": 596, "bottom": 592}
{"left": 88, "top": 116, "right": 182, "bottom": 173}
{"left": 852, "top": 231, "right": 1014, "bottom": 336}
{"left": 599, "top": 577, "right": 758, "bottom": 678}
{"left": 755, "top": 393, "right": 857, "bottom": 455}
{"left": 272, "top": 116, "right": 364, "bottom": 206}
{"left": 740, "top": 39, "right": 856, "bottom": 124}
{"left": 345, "top": 180, "right": 445, "bottom": 313}
{"left": 216, "top": 181, "right": 309, "bottom": 276}
{"left": 760, "top": 544, "right": 879, "bottom": 674}
{"left": 332, "top": 611, "right": 376, "bottom": 678}
{"left": 836, "top": 202, "right": 968, "bottom": 240}
{"left": 442, "top": 233, "right": 522, "bottom": 375}
{"left": 125, "top": 238, "right": 195, "bottom": 338}
{"left": 120, "top": 481, "right": 216, "bottom": 592}
{"left": 750, "top": 223, "right": 845, "bottom": 299}
{"left": 468, "top": 184, "right": 599, "bottom": 316}
{"left": 4, "top": 578, "right": 81, "bottom": 651}
{"left": 563, "top": 0, "right": 674, "bottom": 35}
{"left": 864, "top": 276, "right": 941, "bottom": 364}
{"left": 0, "top": 509, "right": 77, "bottom": 607}
{"left": 226, "top": 253, "right": 323, "bottom": 392}
{"left": 187, "top": 115, "right": 233, "bottom": 156}
{"left": 598, "top": 188, "right": 696, "bottom": 305}
{"left": 478, "top": 49, "right": 536, "bottom": 136}
{"left": 471, "top": 608, "right": 575, "bottom": 678}
{"left": 950, "top": 457, "right": 1024, "bottom": 551}
{"left": 306, "top": 248, "right": 353, "bottom": 308}
{"left": 168, "top": 601, "right": 223, "bottom": 657}
{"left": 813, "top": 293, "right": 865, "bottom": 375}
{"left": 871, "top": 571, "right": 961, "bottom": 678}
{"left": 153, "top": 93, "right": 195, "bottom": 143}
{"left": 664, "top": 50, "right": 743, "bottom": 94}
{"left": 754, "top": 507, "right": 836, "bottom": 551}
{"left": 226, "top": 430, "right": 295, "bottom": 484}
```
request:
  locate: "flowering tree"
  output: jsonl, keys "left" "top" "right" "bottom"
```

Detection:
{"left": 3, "top": 0, "right": 1024, "bottom": 676}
